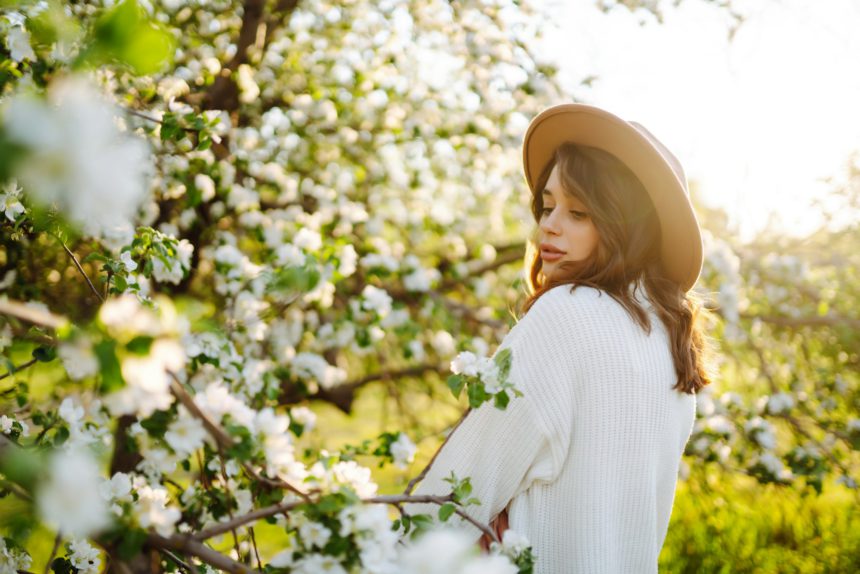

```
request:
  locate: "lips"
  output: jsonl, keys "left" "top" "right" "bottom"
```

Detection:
{"left": 539, "top": 242, "right": 565, "bottom": 262}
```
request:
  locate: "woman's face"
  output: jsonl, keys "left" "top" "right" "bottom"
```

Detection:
{"left": 538, "top": 163, "right": 600, "bottom": 279}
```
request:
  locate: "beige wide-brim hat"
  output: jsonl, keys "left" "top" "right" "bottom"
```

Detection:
{"left": 522, "top": 102, "right": 703, "bottom": 293}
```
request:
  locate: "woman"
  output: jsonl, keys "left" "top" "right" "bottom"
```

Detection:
{"left": 404, "top": 103, "right": 716, "bottom": 573}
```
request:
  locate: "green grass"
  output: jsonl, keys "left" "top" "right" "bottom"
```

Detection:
{"left": 660, "top": 468, "right": 860, "bottom": 573}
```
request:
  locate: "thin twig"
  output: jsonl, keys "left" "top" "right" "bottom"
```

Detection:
{"left": 249, "top": 527, "right": 262, "bottom": 570}
{"left": 404, "top": 409, "right": 472, "bottom": 496}
{"left": 44, "top": 532, "right": 62, "bottom": 574}
{"left": 0, "top": 357, "right": 38, "bottom": 381}
{"left": 217, "top": 449, "right": 242, "bottom": 559}
{"left": 58, "top": 240, "right": 104, "bottom": 302}
{"left": 161, "top": 548, "right": 193, "bottom": 573}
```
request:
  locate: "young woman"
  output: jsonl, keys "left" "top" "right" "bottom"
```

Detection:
{"left": 404, "top": 103, "right": 716, "bottom": 573}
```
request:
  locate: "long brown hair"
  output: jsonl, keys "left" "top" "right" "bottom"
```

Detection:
{"left": 519, "top": 142, "right": 716, "bottom": 395}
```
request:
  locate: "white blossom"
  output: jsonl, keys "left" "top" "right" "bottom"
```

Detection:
{"left": 134, "top": 484, "right": 181, "bottom": 536}
{"left": 120, "top": 251, "right": 138, "bottom": 271}
{"left": 58, "top": 335, "right": 99, "bottom": 381}
{"left": 766, "top": 392, "right": 795, "bottom": 415}
{"left": 396, "top": 527, "right": 476, "bottom": 574}
{"left": 236, "top": 63, "right": 260, "bottom": 103}
{"left": 5, "top": 25, "right": 35, "bottom": 62}
{"left": 0, "top": 414, "right": 29, "bottom": 437}
{"left": 390, "top": 432, "right": 416, "bottom": 469}
{"left": 37, "top": 448, "right": 110, "bottom": 538}
{"left": 0, "top": 537, "right": 32, "bottom": 572}
{"left": 99, "top": 472, "right": 133, "bottom": 505}
{"left": 1, "top": 76, "right": 151, "bottom": 241}
{"left": 403, "top": 265, "right": 441, "bottom": 292}
{"left": 338, "top": 244, "right": 358, "bottom": 277}
{"left": 299, "top": 519, "right": 332, "bottom": 549}
{"left": 744, "top": 416, "right": 777, "bottom": 450}
{"left": 152, "top": 238, "right": 193, "bottom": 284}
{"left": 430, "top": 330, "right": 456, "bottom": 357}
{"left": 0, "top": 179, "right": 26, "bottom": 221}
{"left": 703, "top": 414, "right": 733, "bottom": 435}
{"left": 290, "top": 352, "right": 347, "bottom": 390}
{"left": 331, "top": 460, "right": 378, "bottom": 498}
{"left": 67, "top": 539, "right": 101, "bottom": 574}
{"left": 290, "top": 553, "right": 348, "bottom": 574}
{"left": 293, "top": 227, "right": 323, "bottom": 251}
{"left": 757, "top": 452, "right": 794, "bottom": 482}
{"left": 105, "top": 339, "right": 186, "bottom": 418}
{"left": 361, "top": 284, "right": 393, "bottom": 317}
{"left": 289, "top": 405, "right": 317, "bottom": 431}
{"left": 98, "top": 294, "right": 163, "bottom": 338}
{"left": 164, "top": 407, "right": 208, "bottom": 456}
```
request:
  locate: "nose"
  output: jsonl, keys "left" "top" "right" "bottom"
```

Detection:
{"left": 539, "top": 207, "right": 560, "bottom": 235}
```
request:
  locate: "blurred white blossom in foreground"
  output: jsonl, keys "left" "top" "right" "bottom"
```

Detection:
{"left": 1, "top": 75, "right": 151, "bottom": 241}
{"left": 36, "top": 448, "right": 110, "bottom": 538}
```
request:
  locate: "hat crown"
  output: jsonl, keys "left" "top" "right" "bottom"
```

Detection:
{"left": 628, "top": 121, "right": 689, "bottom": 197}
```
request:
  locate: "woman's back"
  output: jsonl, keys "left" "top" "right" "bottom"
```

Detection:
{"left": 508, "top": 284, "right": 697, "bottom": 573}
{"left": 406, "top": 284, "right": 697, "bottom": 574}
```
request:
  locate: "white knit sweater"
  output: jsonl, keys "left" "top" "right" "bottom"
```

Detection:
{"left": 404, "top": 283, "right": 697, "bottom": 573}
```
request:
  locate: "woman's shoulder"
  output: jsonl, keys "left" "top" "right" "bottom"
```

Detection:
{"left": 530, "top": 283, "right": 611, "bottom": 316}
{"left": 509, "top": 284, "right": 607, "bottom": 340}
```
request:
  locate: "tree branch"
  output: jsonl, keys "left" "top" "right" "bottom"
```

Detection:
{"left": 193, "top": 492, "right": 498, "bottom": 544}
{"left": 166, "top": 370, "right": 314, "bottom": 502}
{"left": 404, "top": 409, "right": 472, "bottom": 497}
{"left": 58, "top": 239, "right": 104, "bottom": 303}
{"left": 0, "top": 298, "right": 67, "bottom": 329}
{"left": 147, "top": 534, "right": 260, "bottom": 574}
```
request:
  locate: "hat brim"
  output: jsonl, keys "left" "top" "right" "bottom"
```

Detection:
{"left": 522, "top": 103, "right": 703, "bottom": 292}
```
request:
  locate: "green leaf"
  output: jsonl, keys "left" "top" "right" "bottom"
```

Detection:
{"left": 117, "top": 528, "right": 148, "bottom": 559}
{"left": 94, "top": 339, "right": 125, "bottom": 393}
{"left": 493, "top": 347, "right": 512, "bottom": 380}
{"left": 140, "top": 409, "right": 171, "bottom": 439}
{"left": 493, "top": 390, "right": 510, "bottom": 410}
{"left": 51, "top": 557, "right": 75, "bottom": 574}
{"left": 446, "top": 374, "right": 465, "bottom": 398}
{"left": 438, "top": 502, "right": 456, "bottom": 522}
{"left": 126, "top": 335, "right": 154, "bottom": 355}
{"left": 467, "top": 381, "right": 489, "bottom": 409}
{"left": 31, "top": 345, "right": 57, "bottom": 362}
{"left": 52, "top": 425, "right": 69, "bottom": 446}
{"left": 0, "top": 447, "right": 44, "bottom": 491}
{"left": 84, "top": 0, "right": 175, "bottom": 75}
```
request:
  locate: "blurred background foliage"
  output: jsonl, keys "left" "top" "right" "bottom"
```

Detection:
{"left": 0, "top": 0, "right": 858, "bottom": 571}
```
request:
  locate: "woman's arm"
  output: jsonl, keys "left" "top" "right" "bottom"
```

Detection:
{"left": 402, "top": 286, "right": 580, "bottom": 542}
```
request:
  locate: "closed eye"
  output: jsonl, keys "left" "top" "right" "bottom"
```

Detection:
{"left": 541, "top": 207, "right": 588, "bottom": 219}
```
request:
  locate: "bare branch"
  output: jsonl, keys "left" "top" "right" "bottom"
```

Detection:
{"left": 404, "top": 409, "right": 471, "bottom": 496}
{"left": 148, "top": 534, "right": 260, "bottom": 574}
{"left": 58, "top": 239, "right": 104, "bottom": 303}
{"left": 0, "top": 298, "right": 67, "bottom": 329}
{"left": 193, "top": 491, "right": 499, "bottom": 544}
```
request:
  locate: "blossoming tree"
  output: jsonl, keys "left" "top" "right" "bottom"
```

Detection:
{"left": 0, "top": 0, "right": 857, "bottom": 571}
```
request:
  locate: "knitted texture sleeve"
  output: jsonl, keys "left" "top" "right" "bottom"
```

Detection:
{"left": 403, "top": 285, "right": 580, "bottom": 541}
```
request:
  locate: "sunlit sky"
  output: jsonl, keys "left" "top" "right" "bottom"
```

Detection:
{"left": 538, "top": 0, "right": 860, "bottom": 243}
